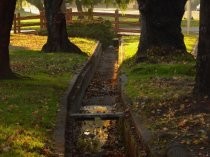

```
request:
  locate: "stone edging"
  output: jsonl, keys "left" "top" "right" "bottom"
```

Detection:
{"left": 53, "top": 42, "right": 102, "bottom": 157}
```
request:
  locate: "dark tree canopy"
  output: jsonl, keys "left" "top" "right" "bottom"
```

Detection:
{"left": 136, "top": 0, "right": 187, "bottom": 60}
{"left": 0, "top": 0, "right": 17, "bottom": 78}
{"left": 42, "top": 0, "right": 82, "bottom": 53}
{"left": 194, "top": 0, "right": 210, "bottom": 97}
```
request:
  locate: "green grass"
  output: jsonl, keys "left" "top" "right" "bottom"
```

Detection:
{"left": 184, "top": 34, "right": 198, "bottom": 53}
{"left": 121, "top": 34, "right": 198, "bottom": 62}
{"left": 120, "top": 35, "right": 210, "bottom": 156}
{"left": 121, "top": 34, "right": 197, "bottom": 100}
{"left": 20, "top": 19, "right": 41, "bottom": 31}
{"left": 21, "top": 19, "right": 40, "bottom": 24}
{"left": 123, "top": 62, "right": 195, "bottom": 100}
{"left": 0, "top": 34, "right": 96, "bottom": 156}
{"left": 181, "top": 19, "right": 199, "bottom": 27}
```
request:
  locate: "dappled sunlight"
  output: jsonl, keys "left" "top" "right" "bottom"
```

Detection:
{"left": 184, "top": 34, "right": 198, "bottom": 53}
{"left": 121, "top": 36, "right": 139, "bottom": 61}
{"left": 76, "top": 106, "right": 116, "bottom": 154}
{"left": 77, "top": 106, "right": 112, "bottom": 153}
{"left": 76, "top": 120, "right": 113, "bottom": 154}
{"left": 10, "top": 34, "right": 47, "bottom": 51}
{"left": 82, "top": 105, "right": 112, "bottom": 113}
{"left": 120, "top": 34, "right": 197, "bottom": 64}
{"left": 10, "top": 34, "right": 96, "bottom": 56}
{"left": 71, "top": 37, "right": 96, "bottom": 56}
{"left": 0, "top": 125, "right": 47, "bottom": 156}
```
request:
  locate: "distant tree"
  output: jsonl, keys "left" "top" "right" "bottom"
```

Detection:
{"left": 16, "top": 0, "right": 44, "bottom": 12}
{"left": 42, "top": 0, "right": 82, "bottom": 53}
{"left": 0, "top": 0, "right": 17, "bottom": 78}
{"left": 26, "top": 0, "right": 44, "bottom": 12}
{"left": 75, "top": 0, "right": 84, "bottom": 19}
{"left": 16, "top": 0, "right": 25, "bottom": 11}
{"left": 73, "top": 0, "right": 117, "bottom": 19}
{"left": 194, "top": 0, "right": 210, "bottom": 96}
{"left": 136, "top": 0, "right": 187, "bottom": 61}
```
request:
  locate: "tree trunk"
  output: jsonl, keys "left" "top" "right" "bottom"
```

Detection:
{"left": 75, "top": 0, "right": 84, "bottom": 19}
{"left": 42, "top": 0, "right": 82, "bottom": 53}
{"left": 0, "top": 0, "right": 17, "bottom": 78}
{"left": 194, "top": 0, "right": 210, "bottom": 97}
{"left": 136, "top": 0, "right": 187, "bottom": 60}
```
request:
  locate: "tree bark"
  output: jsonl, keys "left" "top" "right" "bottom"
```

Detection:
{"left": 75, "top": 0, "right": 84, "bottom": 19}
{"left": 0, "top": 0, "right": 17, "bottom": 78}
{"left": 136, "top": 0, "right": 187, "bottom": 60}
{"left": 194, "top": 0, "right": 210, "bottom": 97}
{"left": 42, "top": 0, "right": 82, "bottom": 53}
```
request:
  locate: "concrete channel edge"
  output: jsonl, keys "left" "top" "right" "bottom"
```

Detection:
{"left": 53, "top": 42, "right": 102, "bottom": 157}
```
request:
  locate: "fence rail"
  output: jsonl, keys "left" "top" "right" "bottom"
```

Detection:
{"left": 13, "top": 9, "right": 141, "bottom": 34}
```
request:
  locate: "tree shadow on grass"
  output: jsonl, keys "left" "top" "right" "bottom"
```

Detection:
{"left": 0, "top": 72, "right": 31, "bottom": 80}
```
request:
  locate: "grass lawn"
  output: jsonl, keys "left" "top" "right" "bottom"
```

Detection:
{"left": 121, "top": 35, "right": 210, "bottom": 156}
{"left": 20, "top": 19, "right": 41, "bottom": 31}
{"left": 122, "top": 34, "right": 198, "bottom": 61}
{"left": 0, "top": 34, "right": 96, "bottom": 156}
{"left": 181, "top": 19, "right": 200, "bottom": 27}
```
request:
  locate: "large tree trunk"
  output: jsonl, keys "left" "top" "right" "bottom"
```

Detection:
{"left": 136, "top": 0, "right": 187, "bottom": 60}
{"left": 42, "top": 0, "right": 82, "bottom": 53}
{"left": 0, "top": 0, "right": 17, "bottom": 78}
{"left": 194, "top": 0, "right": 210, "bottom": 97}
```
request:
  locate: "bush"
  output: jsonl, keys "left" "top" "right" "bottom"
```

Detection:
{"left": 39, "top": 19, "right": 115, "bottom": 48}
{"left": 67, "top": 20, "right": 115, "bottom": 47}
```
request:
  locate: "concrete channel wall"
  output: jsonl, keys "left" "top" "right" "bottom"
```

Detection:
{"left": 53, "top": 42, "right": 102, "bottom": 157}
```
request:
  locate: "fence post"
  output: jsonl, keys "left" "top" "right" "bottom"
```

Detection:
{"left": 13, "top": 14, "right": 17, "bottom": 34}
{"left": 40, "top": 11, "right": 46, "bottom": 29}
{"left": 17, "top": 13, "right": 21, "bottom": 33}
{"left": 41, "top": 11, "right": 46, "bottom": 29}
{"left": 88, "top": 8, "right": 93, "bottom": 20}
{"left": 40, "top": 11, "right": 43, "bottom": 29}
{"left": 115, "top": 9, "right": 119, "bottom": 34}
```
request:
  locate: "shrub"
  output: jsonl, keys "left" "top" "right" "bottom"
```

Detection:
{"left": 38, "top": 19, "right": 115, "bottom": 48}
{"left": 67, "top": 19, "right": 115, "bottom": 47}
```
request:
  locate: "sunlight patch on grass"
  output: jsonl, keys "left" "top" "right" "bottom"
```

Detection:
{"left": 122, "top": 36, "right": 139, "bottom": 60}
{"left": 10, "top": 34, "right": 96, "bottom": 55}
{"left": 184, "top": 34, "right": 198, "bottom": 53}
{"left": 121, "top": 34, "right": 198, "bottom": 62}
{"left": 121, "top": 35, "right": 196, "bottom": 100}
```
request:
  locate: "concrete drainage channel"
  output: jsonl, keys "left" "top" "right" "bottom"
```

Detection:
{"left": 53, "top": 39, "right": 137, "bottom": 157}
{"left": 55, "top": 39, "right": 153, "bottom": 157}
{"left": 64, "top": 41, "right": 128, "bottom": 157}
{"left": 54, "top": 39, "right": 191, "bottom": 157}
